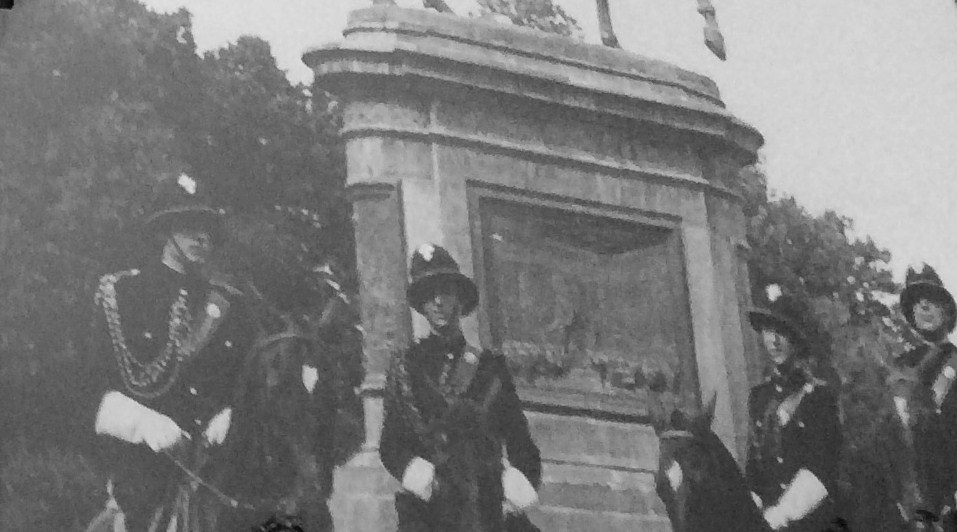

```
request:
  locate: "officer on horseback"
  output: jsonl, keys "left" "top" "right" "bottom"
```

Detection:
{"left": 746, "top": 285, "right": 843, "bottom": 532}
{"left": 83, "top": 174, "right": 256, "bottom": 531}
{"left": 888, "top": 264, "right": 957, "bottom": 530}
{"left": 380, "top": 243, "right": 542, "bottom": 532}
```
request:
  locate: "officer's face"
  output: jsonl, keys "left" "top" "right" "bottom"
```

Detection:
{"left": 760, "top": 328, "right": 793, "bottom": 366}
{"left": 170, "top": 227, "right": 213, "bottom": 264}
{"left": 913, "top": 298, "right": 947, "bottom": 333}
{"left": 422, "top": 286, "right": 462, "bottom": 334}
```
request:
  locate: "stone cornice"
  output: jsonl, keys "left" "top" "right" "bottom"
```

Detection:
{"left": 303, "top": 5, "right": 763, "bottom": 163}
{"left": 340, "top": 124, "right": 744, "bottom": 202}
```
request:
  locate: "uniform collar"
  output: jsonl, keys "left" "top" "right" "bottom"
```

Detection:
{"left": 764, "top": 363, "right": 808, "bottom": 394}
{"left": 418, "top": 332, "right": 466, "bottom": 354}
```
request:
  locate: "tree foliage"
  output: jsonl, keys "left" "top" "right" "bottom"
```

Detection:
{"left": 0, "top": 1, "right": 351, "bottom": 527}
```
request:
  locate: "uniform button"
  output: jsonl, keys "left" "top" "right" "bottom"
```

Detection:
{"left": 189, "top": 387, "right": 198, "bottom": 395}
{"left": 224, "top": 340, "right": 233, "bottom": 348}
{"left": 797, "top": 421, "right": 805, "bottom": 428}
{"left": 143, "top": 331, "right": 153, "bottom": 339}
{"left": 776, "top": 457, "right": 784, "bottom": 464}
{"left": 774, "top": 385, "right": 783, "bottom": 393}
{"left": 780, "top": 483, "right": 787, "bottom": 490}
{"left": 446, "top": 353, "right": 453, "bottom": 360}
{"left": 194, "top": 418, "right": 202, "bottom": 426}
{"left": 755, "top": 421, "right": 763, "bottom": 428}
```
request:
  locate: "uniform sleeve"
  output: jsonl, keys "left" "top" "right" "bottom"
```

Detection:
{"left": 74, "top": 284, "right": 123, "bottom": 461}
{"left": 316, "top": 337, "right": 349, "bottom": 498}
{"left": 744, "top": 388, "right": 763, "bottom": 490}
{"left": 801, "top": 386, "right": 842, "bottom": 493}
{"left": 491, "top": 356, "right": 542, "bottom": 488}
{"left": 379, "top": 352, "right": 419, "bottom": 482}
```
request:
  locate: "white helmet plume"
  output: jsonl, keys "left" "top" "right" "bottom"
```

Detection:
{"left": 765, "top": 284, "right": 783, "bottom": 303}
{"left": 177, "top": 173, "right": 197, "bottom": 195}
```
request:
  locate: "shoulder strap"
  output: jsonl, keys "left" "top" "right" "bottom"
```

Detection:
{"left": 446, "top": 345, "right": 483, "bottom": 397}
{"left": 179, "top": 288, "right": 232, "bottom": 356}
{"left": 930, "top": 346, "right": 957, "bottom": 408}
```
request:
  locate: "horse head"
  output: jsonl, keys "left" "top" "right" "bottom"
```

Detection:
{"left": 212, "top": 268, "right": 357, "bottom": 531}
{"left": 651, "top": 392, "right": 770, "bottom": 532}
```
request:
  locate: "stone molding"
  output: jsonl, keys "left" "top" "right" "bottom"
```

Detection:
{"left": 303, "top": 5, "right": 762, "bottom": 164}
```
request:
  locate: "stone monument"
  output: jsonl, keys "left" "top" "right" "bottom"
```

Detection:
{"left": 304, "top": 6, "right": 763, "bottom": 531}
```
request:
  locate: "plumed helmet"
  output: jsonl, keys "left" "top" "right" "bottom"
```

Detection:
{"left": 900, "top": 263, "right": 956, "bottom": 333}
{"left": 747, "top": 284, "right": 822, "bottom": 357}
{"left": 406, "top": 243, "right": 479, "bottom": 316}
{"left": 142, "top": 174, "right": 225, "bottom": 243}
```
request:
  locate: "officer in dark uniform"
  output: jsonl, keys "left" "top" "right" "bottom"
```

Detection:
{"left": 746, "top": 285, "right": 843, "bottom": 532}
{"left": 380, "top": 243, "right": 542, "bottom": 532}
{"left": 888, "top": 263, "right": 957, "bottom": 530}
{"left": 82, "top": 174, "right": 256, "bottom": 531}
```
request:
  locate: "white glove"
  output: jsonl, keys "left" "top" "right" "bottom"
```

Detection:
{"left": 502, "top": 465, "right": 538, "bottom": 510}
{"left": 301, "top": 365, "right": 319, "bottom": 394}
{"left": 764, "top": 469, "right": 828, "bottom": 530}
{"left": 763, "top": 505, "right": 789, "bottom": 530}
{"left": 95, "top": 391, "right": 188, "bottom": 452}
{"left": 203, "top": 407, "right": 232, "bottom": 446}
{"left": 402, "top": 457, "right": 435, "bottom": 502}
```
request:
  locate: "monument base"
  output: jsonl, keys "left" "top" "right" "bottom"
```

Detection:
{"left": 329, "top": 411, "right": 671, "bottom": 531}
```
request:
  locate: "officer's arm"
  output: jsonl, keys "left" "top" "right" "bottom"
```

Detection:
{"left": 494, "top": 356, "right": 542, "bottom": 488}
{"left": 87, "top": 275, "right": 187, "bottom": 452}
{"left": 764, "top": 387, "right": 839, "bottom": 528}
{"left": 378, "top": 354, "right": 420, "bottom": 481}
{"left": 744, "top": 388, "right": 764, "bottom": 492}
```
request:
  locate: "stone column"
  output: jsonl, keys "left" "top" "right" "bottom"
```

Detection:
{"left": 305, "top": 7, "right": 762, "bottom": 531}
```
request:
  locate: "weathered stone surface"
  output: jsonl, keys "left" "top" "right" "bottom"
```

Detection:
{"left": 528, "top": 412, "right": 659, "bottom": 471}
{"left": 529, "top": 505, "right": 671, "bottom": 532}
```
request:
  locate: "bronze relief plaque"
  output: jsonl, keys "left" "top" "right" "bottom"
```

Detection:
{"left": 474, "top": 194, "right": 698, "bottom": 416}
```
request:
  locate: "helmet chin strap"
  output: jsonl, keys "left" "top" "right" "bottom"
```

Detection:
{"left": 167, "top": 235, "right": 205, "bottom": 279}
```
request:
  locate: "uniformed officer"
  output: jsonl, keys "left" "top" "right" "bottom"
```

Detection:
{"left": 889, "top": 263, "right": 957, "bottom": 529}
{"left": 746, "top": 285, "right": 843, "bottom": 532}
{"left": 82, "top": 174, "right": 256, "bottom": 531}
{"left": 379, "top": 243, "right": 542, "bottom": 532}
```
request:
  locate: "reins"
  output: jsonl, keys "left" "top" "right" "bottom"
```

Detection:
{"left": 160, "top": 447, "right": 264, "bottom": 512}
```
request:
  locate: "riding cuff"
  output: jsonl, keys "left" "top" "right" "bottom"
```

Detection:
{"left": 94, "top": 391, "right": 175, "bottom": 445}
{"left": 401, "top": 457, "right": 435, "bottom": 502}
{"left": 302, "top": 365, "right": 319, "bottom": 393}
{"left": 203, "top": 407, "right": 232, "bottom": 445}
{"left": 502, "top": 457, "right": 538, "bottom": 510}
{"left": 764, "top": 468, "right": 828, "bottom": 529}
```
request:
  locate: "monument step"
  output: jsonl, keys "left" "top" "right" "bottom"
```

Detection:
{"left": 528, "top": 504, "right": 672, "bottom": 532}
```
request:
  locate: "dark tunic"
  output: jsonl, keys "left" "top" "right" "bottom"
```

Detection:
{"left": 80, "top": 262, "right": 255, "bottom": 531}
{"left": 380, "top": 334, "right": 542, "bottom": 532}
{"left": 894, "top": 342, "right": 957, "bottom": 517}
{"left": 746, "top": 369, "right": 842, "bottom": 532}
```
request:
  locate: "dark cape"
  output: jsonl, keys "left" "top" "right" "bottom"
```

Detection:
{"left": 747, "top": 365, "right": 843, "bottom": 532}
{"left": 380, "top": 334, "right": 541, "bottom": 532}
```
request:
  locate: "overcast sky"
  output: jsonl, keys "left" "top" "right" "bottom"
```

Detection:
{"left": 142, "top": 0, "right": 957, "bottom": 291}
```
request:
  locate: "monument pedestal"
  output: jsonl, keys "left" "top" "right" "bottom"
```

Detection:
{"left": 305, "top": 7, "right": 762, "bottom": 530}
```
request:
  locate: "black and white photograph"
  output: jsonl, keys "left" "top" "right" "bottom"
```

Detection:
{"left": 0, "top": 0, "right": 956, "bottom": 530}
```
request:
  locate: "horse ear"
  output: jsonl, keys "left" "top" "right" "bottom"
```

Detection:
{"left": 648, "top": 392, "right": 669, "bottom": 434}
{"left": 702, "top": 391, "right": 718, "bottom": 427}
